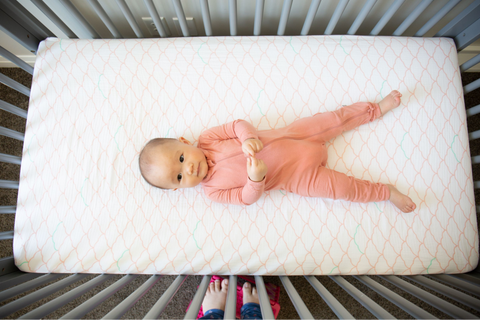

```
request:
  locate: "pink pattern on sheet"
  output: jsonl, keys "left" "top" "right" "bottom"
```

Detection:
{"left": 13, "top": 36, "right": 478, "bottom": 275}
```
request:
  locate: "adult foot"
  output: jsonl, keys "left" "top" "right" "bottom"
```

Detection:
{"left": 243, "top": 282, "right": 259, "bottom": 305}
{"left": 387, "top": 185, "right": 416, "bottom": 213}
{"left": 202, "top": 279, "right": 228, "bottom": 312}
{"left": 379, "top": 90, "right": 402, "bottom": 115}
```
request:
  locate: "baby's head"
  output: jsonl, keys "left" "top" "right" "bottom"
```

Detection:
{"left": 139, "top": 137, "right": 208, "bottom": 190}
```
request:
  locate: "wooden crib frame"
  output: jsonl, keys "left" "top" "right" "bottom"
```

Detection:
{"left": 1, "top": 0, "right": 480, "bottom": 318}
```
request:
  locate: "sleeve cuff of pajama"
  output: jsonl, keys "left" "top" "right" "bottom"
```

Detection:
{"left": 242, "top": 177, "right": 266, "bottom": 205}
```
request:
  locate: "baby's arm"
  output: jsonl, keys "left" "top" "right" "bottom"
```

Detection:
{"left": 203, "top": 178, "right": 265, "bottom": 205}
{"left": 198, "top": 120, "right": 258, "bottom": 145}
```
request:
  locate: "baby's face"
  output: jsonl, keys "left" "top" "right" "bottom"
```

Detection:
{"left": 148, "top": 139, "right": 208, "bottom": 190}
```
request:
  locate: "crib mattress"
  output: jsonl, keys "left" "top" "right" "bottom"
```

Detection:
{"left": 14, "top": 36, "right": 478, "bottom": 275}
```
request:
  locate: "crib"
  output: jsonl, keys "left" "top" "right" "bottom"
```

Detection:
{"left": 1, "top": 0, "right": 480, "bottom": 318}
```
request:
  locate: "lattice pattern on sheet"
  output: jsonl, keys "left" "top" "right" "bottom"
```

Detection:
{"left": 14, "top": 36, "right": 478, "bottom": 275}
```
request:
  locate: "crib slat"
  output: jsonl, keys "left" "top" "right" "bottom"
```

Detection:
{"left": 0, "top": 272, "right": 43, "bottom": 289}
{"left": 144, "top": 0, "right": 168, "bottom": 38}
{"left": 184, "top": 275, "right": 212, "bottom": 318}
{"left": 464, "top": 78, "right": 480, "bottom": 95}
{"left": 18, "top": 275, "right": 114, "bottom": 319}
{"left": 1, "top": 0, "right": 53, "bottom": 40}
{"left": 229, "top": 0, "right": 237, "bottom": 36}
{"left": 449, "top": 274, "right": 480, "bottom": 287}
{"left": 0, "top": 231, "right": 14, "bottom": 240}
{"left": 254, "top": 0, "right": 265, "bottom": 36}
{"left": 143, "top": 275, "right": 187, "bottom": 319}
{"left": 59, "top": 275, "right": 139, "bottom": 319}
{"left": 428, "top": 275, "right": 480, "bottom": 297}
{"left": 30, "top": 0, "right": 77, "bottom": 38}
{"left": 0, "top": 46, "right": 33, "bottom": 75}
{"left": 304, "top": 276, "right": 354, "bottom": 319}
{"left": 470, "top": 131, "right": 480, "bottom": 141}
{"left": 57, "top": 0, "right": 99, "bottom": 39}
{"left": 0, "top": 153, "right": 21, "bottom": 165}
{"left": 435, "top": 0, "right": 480, "bottom": 38}
{"left": 102, "top": 275, "right": 162, "bottom": 319}
{"left": 278, "top": 0, "right": 293, "bottom": 35}
{"left": 393, "top": 0, "right": 432, "bottom": 36}
{"left": 171, "top": 0, "right": 190, "bottom": 37}
{"left": 324, "top": 0, "right": 349, "bottom": 35}
{"left": 353, "top": 276, "right": 436, "bottom": 319}
{"left": 0, "top": 126, "right": 24, "bottom": 141}
{"left": 347, "top": 0, "right": 377, "bottom": 35}
{"left": 461, "top": 53, "right": 480, "bottom": 73}
{"left": 0, "top": 180, "right": 19, "bottom": 189}
{"left": 87, "top": 0, "right": 122, "bottom": 38}
{"left": 254, "top": 276, "right": 275, "bottom": 319}
{"left": 475, "top": 181, "right": 480, "bottom": 189}
{"left": 300, "top": 0, "right": 321, "bottom": 36}
{"left": 0, "top": 257, "right": 17, "bottom": 277}
{"left": 415, "top": 0, "right": 460, "bottom": 36}
{"left": 199, "top": 0, "right": 212, "bottom": 36}
{"left": 472, "top": 155, "right": 480, "bottom": 164}
{"left": 0, "top": 274, "right": 88, "bottom": 318}
{"left": 405, "top": 275, "right": 480, "bottom": 311}
{"left": 467, "top": 104, "right": 480, "bottom": 117}
{"left": 0, "top": 73, "right": 30, "bottom": 97}
{"left": 370, "top": 0, "right": 405, "bottom": 35}
{"left": 0, "top": 273, "right": 60, "bottom": 300}
{"left": 330, "top": 276, "right": 395, "bottom": 319}
{"left": 454, "top": 18, "right": 480, "bottom": 51}
{"left": 115, "top": 0, "right": 144, "bottom": 38}
{"left": 279, "top": 276, "right": 314, "bottom": 319}
{"left": 224, "top": 275, "right": 237, "bottom": 319}
{"left": 0, "top": 7, "right": 40, "bottom": 53}
{"left": 380, "top": 275, "right": 477, "bottom": 319}
{"left": 0, "top": 274, "right": 65, "bottom": 303}
{"left": 0, "top": 99, "right": 28, "bottom": 119}
{"left": 0, "top": 206, "right": 16, "bottom": 214}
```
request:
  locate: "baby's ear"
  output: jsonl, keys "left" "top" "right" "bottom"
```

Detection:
{"left": 179, "top": 137, "right": 192, "bottom": 145}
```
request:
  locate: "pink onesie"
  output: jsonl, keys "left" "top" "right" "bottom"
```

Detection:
{"left": 198, "top": 102, "right": 390, "bottom": 205}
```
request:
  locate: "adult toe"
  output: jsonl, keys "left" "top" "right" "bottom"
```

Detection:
{"left": 221, "top": 279, "right": 228, "bottom": 291}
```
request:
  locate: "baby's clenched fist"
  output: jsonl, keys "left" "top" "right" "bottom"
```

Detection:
{"left": 247, "top": 156, "right": 267, "bottom": 182}
{"left": 242, "top": 138, "right": 263, "bottom": 157}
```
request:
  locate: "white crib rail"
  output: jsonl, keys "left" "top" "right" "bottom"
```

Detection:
{"left": 1, "top": 0, "right": 480, "bottom": 318}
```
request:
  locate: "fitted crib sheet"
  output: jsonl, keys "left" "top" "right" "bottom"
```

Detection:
{"left": 14, "top": 36, "right": 478, "bottom": 275}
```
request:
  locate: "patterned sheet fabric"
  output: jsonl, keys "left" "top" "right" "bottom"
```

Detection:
{"left": 14, "top": 36, "right": 478, "bottom": 275}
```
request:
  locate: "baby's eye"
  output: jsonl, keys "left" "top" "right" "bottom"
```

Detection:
{"left": 177, "top": 173, "right": 182, "bottom": 181}
{"left": 180, "top": 154, "right": 184, "bottom": 163}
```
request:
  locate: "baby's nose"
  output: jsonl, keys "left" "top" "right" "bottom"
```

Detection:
{"left": 186, "top": 163, "right": 194, "bottom": 175}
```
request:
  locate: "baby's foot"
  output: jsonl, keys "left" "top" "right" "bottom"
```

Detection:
{"left": 387, "top": 185, "right": 416, "bottom": 213}
{"left": 243, "top": 282, "right": 259, "bottom": 305}
{"left": 379, "top": 90, "right": 402, "bottom": 115}
{"left": 202, "top": 279, "right": 228, "bottom": 312}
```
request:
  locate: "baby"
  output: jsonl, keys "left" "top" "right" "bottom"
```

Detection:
{"left": 139, "top": 90, "right": 416, "bottom": 213}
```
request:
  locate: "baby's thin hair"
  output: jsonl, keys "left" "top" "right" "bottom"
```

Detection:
{"left": 139, "top": 137, "right": 177, "bottom": 189}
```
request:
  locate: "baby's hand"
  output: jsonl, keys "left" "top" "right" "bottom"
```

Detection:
{"left": 242, "top": 138, "right": 263, "bottom": 157}
{"left": 247, "top": 156, "right": 267, "bottom": 182}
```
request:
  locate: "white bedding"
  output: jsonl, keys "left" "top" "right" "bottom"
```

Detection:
{"left": 14, "top": 36, "right": 478, "bottom": 275}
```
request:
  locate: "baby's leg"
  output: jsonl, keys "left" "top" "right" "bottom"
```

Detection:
{"left": 274, "top": 91, "right": 402, "bottom": 144}
{"left": 290, "top": 167, "right": 415, "bottom": 212}
{"left": 315, "top": 90, "right": 402, "bottom": 143}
